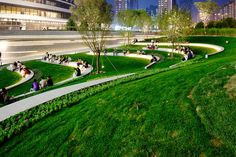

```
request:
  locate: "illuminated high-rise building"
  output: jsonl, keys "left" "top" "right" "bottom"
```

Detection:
{"left": 128, "top": 0, "right": 138, "bottom": 10}
{"left": 158, "top": 0, "right": 177, "bottom": 15}
{"left": 114, "top": 0, "right": 128, "bottom": 15}
{"left": 0, "top": 0, "right": 74, "bottom": 30}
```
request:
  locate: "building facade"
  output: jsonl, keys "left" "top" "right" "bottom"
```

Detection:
{"left": 0, "top": 0, "right": 74, "bottom": 30}
{"left": 114, "top": 0, "right": 138, "bottom": 15}
{"left": 128, "top": 0, "right": 138, "bottom": 10}
{"left": 114, "top": 0, "right": 128, "bottom": 15}
{"left": 146, "top": 5, "right": 158, "bottom": 17}
{"left": 158, "top": 0, "right": 176, "bottom": 15}
{"left": 211, "top": 0, "right": 236, "bottom": 21}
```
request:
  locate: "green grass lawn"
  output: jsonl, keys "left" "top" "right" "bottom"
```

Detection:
{"left": 9, "top": 54, "right": 150, "bottom": 102}
{"left": 1, "top": 36, "right": 236, "bottom": 156}
{"left": 8, "top": 61, "right": 75, "bottom": 96}
{"left": 0, "top": 68, "right": 21, "bottom": 89}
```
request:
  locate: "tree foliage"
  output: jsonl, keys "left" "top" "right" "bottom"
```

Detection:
{"left": 71, "top": 0, "right": 112, "bottom": 73}
{"left": 157, "top": 9, "right": 192, "bottom": 57}
{"left": 194, "top": 0, "right": 219, "bottom": 27}
{"left": 66, "top": 18, "right": 77, "bottom": 31}
{"left": 196, "top": 18, "right": 236, "bottom": 29}
{"left": 195, "top": 21, "right": 204, "bottom": 28}
{"left": 136, "top": 10, "right": 153, "bottom": 36}
{"left": 117, "top": 10, "right": 138, "bottom": 45}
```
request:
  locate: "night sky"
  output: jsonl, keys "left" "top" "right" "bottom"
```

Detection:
{"left": 107, "top": 0, "right": 228, "bottom": 21}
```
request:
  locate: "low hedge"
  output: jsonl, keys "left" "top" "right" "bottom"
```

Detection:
{"left": 192, "top": 28, "right": 236, "bottom": 36}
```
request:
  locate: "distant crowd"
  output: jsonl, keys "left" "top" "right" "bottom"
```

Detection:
{"left": 42, "top": 52, "right": 72, "bottom": 65}
{"left": 147, "top": 40, "right": 159, "bottom": 50}
{"left": 8, "top": 61, "right": 31, "bottom": 78}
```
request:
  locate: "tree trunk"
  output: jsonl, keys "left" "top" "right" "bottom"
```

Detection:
{"left": 171, "top": 42, "right": 175, "bottom": 58}
{"left": 96, "top": 51, "right": 101, "bottom": 74}
{"left": 128, "top": 31, "right": 130, "bottom": 45}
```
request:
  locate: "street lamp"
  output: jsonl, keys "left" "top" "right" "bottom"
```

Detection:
{"left": 0, "top": 41, "right": 8, "bottom": 66}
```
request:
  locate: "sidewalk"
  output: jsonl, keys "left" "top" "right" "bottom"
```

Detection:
{"left": 0, "top": 73, "right": 134, "bottom": 122}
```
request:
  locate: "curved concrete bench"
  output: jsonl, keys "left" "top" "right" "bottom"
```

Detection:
{"left": 138, "top": 42, "right": 224, "bottom": 56}
{"left": 40, "top": 60, "right": 93, "bottom": 85}
{"left": 13, "top": 61, "right": 93, "bottom": 99}
{"left": 86, "top": 52, "right": 160, "bottom": 69}
{"left": 4, "top": 69, "right": 34, "bottom": 90}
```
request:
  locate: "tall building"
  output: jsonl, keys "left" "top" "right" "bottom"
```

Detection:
{"left": 146, "top": 5, "right": 158, "bottom": 17}
{"left": 158, "top": 0, "right": 177, "bottom": 15}
{"left": 128, "top": 0, "right": 138, "bottom": 10}
{"left": 114, "top": 0, "right": 138, "bottom": 15}
{"left": 114, "top": 0, "right": 128, "bottom": 15}
{"left": 210, "top": 0, "right": 236, "bottom": 21}
{"left": 0, "top": 0, "right": 74, "bottom": 30}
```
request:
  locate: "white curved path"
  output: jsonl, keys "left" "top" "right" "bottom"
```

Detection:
{"left": 0, "top": 73, "right": 134, "bottom": 122}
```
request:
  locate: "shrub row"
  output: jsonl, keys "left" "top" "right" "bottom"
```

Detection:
{"left": 192, "top": 28, "right": 236, "bottom": 36}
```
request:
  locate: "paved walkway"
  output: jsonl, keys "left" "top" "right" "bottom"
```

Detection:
{"left": 0, "top": 73, "right": 134, "bottom": 122}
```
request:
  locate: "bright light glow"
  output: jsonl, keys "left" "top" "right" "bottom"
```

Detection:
{"left": 0, "top": 41, "right": 8, "bottom": 51}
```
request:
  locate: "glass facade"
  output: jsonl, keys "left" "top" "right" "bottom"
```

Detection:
{"left": 0, "top": 0, "right": 74, "bottom": 30}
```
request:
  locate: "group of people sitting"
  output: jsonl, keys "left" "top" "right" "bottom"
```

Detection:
{"left": 147, "top": 40, "right": 159, "bottom": 50}
{"left": 137, "top": 50, "right": 146, "bottom": 55}
{"left": 31, "top": 76, "right": 53, "bottom": 92}
{"left": 8, "top": 61, "right": 31, "bottom": 78}
{"left": 42, "top": 52, "right": 72, "bottom": 65}
{"left": 74, "top": 58, "right": 89, "bottom": 77}
{"left": 176, "top": 46, "right": 195, "bottom": 61}
{"left": 0, "top": 88, "right": 9, "bottom": 104}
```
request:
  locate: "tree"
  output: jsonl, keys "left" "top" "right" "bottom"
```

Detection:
{"left": 207, "top": 21, "right": 216, "bottom": 28}
{"left": 117, "top": 10, "right": 138, "bottom": 45}
{"left": 195, "top": 0, "right": 219, "bottom": 33}
{"left": 136, "top": 10, "right": 153, "bottom": 37}
{"left": 66, "top": 18, "right": 77, "bottom": 31}
{"left": 195, "top": 21, "right": 204, "bottom": 28}
{"left": 71, "top": 0, "right": 112, "bottom": 73}
{"left": 158, "top": 9, "right": 192, "bottom": 58}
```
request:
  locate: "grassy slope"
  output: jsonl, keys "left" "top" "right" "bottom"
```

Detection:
{"left": 1, "top": 37, "right": 236, "bottom": 156}
{"left": 8, "top": 61, "right": 74, "bottom": 96}
{"left": 0, "top": 69, "right": 21, "bottom": 89}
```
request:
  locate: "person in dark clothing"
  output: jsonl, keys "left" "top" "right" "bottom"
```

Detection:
{"left": 0, "top": 88, "right": 9, "bottom": 103}
{"left": 47, "top": 76, "right": 53, "bottom": 86}
{"left": 75, "top": 67, "right": 81, "bottom": 76}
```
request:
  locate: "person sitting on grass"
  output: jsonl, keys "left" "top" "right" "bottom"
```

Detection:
{"left": 31, "top": 79, "right": 40, "bottom": 92}
{"left": 47, "top": 76, "right": 53, "bottom": 87}
{"left": 0, "top": 88, "right": 9, "bottom": 104}
{"left": 39, "top": 76, "right": 47, "bottom": 89}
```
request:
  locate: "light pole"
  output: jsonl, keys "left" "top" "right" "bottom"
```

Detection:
{"left": 0, "top": 41, "right": 8, "bottom": 66}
